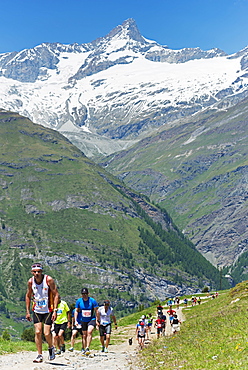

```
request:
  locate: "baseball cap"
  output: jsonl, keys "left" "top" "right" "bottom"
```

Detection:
{"left": 81, "top": 288, "right": 89, "bottom": 294}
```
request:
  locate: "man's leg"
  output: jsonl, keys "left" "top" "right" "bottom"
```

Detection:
{"left": 58, "top": 329, "right": 65, "bottom": 346}
{"left": 34, "top": 322, "right": 43, "bottom": 354}
{"left": 105, "top": 334, "right": 111, "bottom": 348}
{"left": 70, "top": 330, "right": 77, "bottom": 348}
{"left": 54, "top": 335, "right": 59, "bottom": 350}
{"left": 44, "top": 324, "right": 53, "bottom": 348}
{"left": 82, "top": 331, "right": 87, "bottom": 350}
{"left": 86, "top": 325, "right": 95, "bottom": 348}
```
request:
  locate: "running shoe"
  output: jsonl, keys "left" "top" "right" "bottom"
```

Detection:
{"left": 101, "top": 346, "right": 105, "bottom": 352}
{"left": 104, "top": 347, "right": 108, "bottom": 353}
{"left": 33, "top": 354, "right": 43, "bottom": 363}
{"left": 85, "top": 347, "right": 90, "bottom": 356}
{"left": 69, "top": 347, "right": 74, "bottom": 352}
{"left": 60, "top": 344, "right": 65, "bottom": 352}
{"left": 81, "top": 348, "right": 86, "bottom": 356}
{"left": 55, "top": 349, "right": 61, "bottom": 355}
{"left": 48, "top": 346, "right": 56, "bottom": 361}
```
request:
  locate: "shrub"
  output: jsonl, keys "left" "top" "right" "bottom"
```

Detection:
{"left": 1, "top": 330, "right": 10, "bottom": 341}
{"left": 21, "top": 327, "right": 35, "bottom": 342}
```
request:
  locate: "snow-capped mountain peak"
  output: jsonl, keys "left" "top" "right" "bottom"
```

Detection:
{"left": 92, "top": 18, "right": 150, "bottom": 46}
{"left": 0, "top": 19, "right": 248, "bottom": 157}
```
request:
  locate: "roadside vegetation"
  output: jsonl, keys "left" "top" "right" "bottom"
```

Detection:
{"left": 141, "top": 282, "right": 248, "bottom": 370}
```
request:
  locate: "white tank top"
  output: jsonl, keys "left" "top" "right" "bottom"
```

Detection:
{"left": 32, "top": 274, "right": 52, "bottom": 313}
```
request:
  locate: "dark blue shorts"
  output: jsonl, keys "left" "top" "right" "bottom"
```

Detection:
{"left": 81, "top": 319, "right": 96, "bottom": 331}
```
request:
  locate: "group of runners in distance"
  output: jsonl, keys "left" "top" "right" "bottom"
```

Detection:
{"left": 25, "top": 263, "right": 117, "bottom": 363}
{"left": 135, "top": 298, "right": 182, "bottom": 349}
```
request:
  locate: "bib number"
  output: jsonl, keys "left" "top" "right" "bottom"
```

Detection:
{"left": 37, "top": 299, "right": 47, "bottom": 308}
{"left": 82, "top": 310, "right": 91, "bottom": 317}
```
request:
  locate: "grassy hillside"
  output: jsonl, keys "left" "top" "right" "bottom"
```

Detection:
{"left": 141, "top": 282, "right": 248, "bottom": 369}
{"left": 100, "top": 97, "right": 248, "bottom": 279}
{"left": 0, "top": 109, "right": 228, "bottom": 337}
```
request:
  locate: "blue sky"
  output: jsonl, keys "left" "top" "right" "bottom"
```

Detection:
{"left": 1, "top": 0, "right": 248, "bottom": 55}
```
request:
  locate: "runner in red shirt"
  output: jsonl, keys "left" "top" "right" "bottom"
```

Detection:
{"left": 154, "top": 315, "right": 165, "bottom": 338}
{"left": 167, "top": 307, "right": 176, "bottom": 326}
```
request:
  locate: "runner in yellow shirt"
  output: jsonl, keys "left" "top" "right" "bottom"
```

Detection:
{"left": 53, "top": 296, "right": 70, "bottom": 354}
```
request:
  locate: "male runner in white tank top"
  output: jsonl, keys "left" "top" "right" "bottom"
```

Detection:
{"left": 25, "top": 263, "right": 59, "bottom": 363}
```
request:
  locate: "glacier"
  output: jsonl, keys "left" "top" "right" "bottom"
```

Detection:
{"left": 0, "top": 18, "right": 248, "bottom": 157}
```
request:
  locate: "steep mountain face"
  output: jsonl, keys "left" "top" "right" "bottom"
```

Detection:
{"left": 0, "top": 110, "right": 226, "bottom": 336}
{"left": 0, "top": 19, "right": 248, "bottom": 157}
{"left": 100, "top": 97, "right": 248, "bottom": 278}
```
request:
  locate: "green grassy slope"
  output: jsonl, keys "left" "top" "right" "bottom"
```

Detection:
{"left": 0, "top": 109, "right": 228, "bottom": 337}
{"left": 142, "top": 282, "right": 248, "bottom": 369}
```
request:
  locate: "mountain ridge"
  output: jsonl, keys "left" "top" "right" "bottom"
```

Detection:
{"left": 0, "top": 19, "right": 247, "bottom": 157}
{"left": 100, "top": 95, "right": 248, "bottom": 276}
{"left": 0, "top": 109, "right": 227, "bottom": 336}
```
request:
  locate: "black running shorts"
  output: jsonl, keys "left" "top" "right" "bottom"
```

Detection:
{"left": 81, "top": 319, "right": 96, "bottom": 331}
{"left": 99, "top": 323, "right": 111, "bottom": 336}
{"left": 53, "top": 322, "right": 68, "bottom": 335}
{"left": 33, "top": 311, "right": 53, "bottom": 325}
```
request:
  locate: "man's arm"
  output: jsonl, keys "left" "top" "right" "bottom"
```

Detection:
{"left": 96, "top": 307, "right": 100, "bottom": 327}
{"left": 25, "top": 279, "right": 33, "bottom": 322}
{"left": 67, "top": 310, "right": 71, "bottom": 327}
{"left": 47, "top": 276, "right": 59, "bottom": 321}
{"left": 94, "top": 306, "right": 99, "bottom": 318}
{"left": 135, "top": 325, "right": 138, "bottom": 338}
{"left": 111, "top": 314, "right": 117, "bottom": 328}
{"left": 74, "top": 307, "right": 79, "bottom": 325}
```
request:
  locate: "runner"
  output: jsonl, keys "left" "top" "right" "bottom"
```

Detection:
{"left": 53, "top": 296, "right": 70, "bottom": 354}
{"left": 167, "top": 306, "right": 176, "bottom": 326}
{"left": 156, "top": 303, "right": 163, "bottom": 316}
{"left": 97, "top": 299, "right": 117, "bottom": 353}
{"left": 136, "top": 319, "right": 147, "bottom": 349}
{"left": 171, "top": 314, "right": 181, "bottom": 334}
{"left": 74, "top": 287, "right": 98, "bottom": 356}
{"left": 154, "top": 314, "right": 165, "bottom": 339}
{"left": 69, "top": 306, "right": 83, "bottom": 351}
{"left": 175, "top": 297, "right": 180, "bottom": 309}
{"left": 147, "top": 313, "right": 153, "bottom": 338}
{"left": 140, "top": 315, "right": 149, "bottom": 340}
{"left": 25, "top": 263, "right": 59, "bottom": 363}
{"left": 159, "top": 311, "right": 167, "bottom": 336}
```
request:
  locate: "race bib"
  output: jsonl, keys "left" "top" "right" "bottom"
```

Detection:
{"left": 102, "top": 321, "right": 109, "bottom": 326}
{"left": 82, "top": 310, "right": 91, "bottom": 317}
{"left": 36, "top": 299, "right": 47, "bottom": 307}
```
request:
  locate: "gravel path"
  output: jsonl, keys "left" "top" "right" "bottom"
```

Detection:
{"left": 0, "top": 307, "right": 184, "bottom": 370}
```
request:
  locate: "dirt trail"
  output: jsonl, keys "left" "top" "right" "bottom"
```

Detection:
{"left": 0, "top": 307, "right": 184, "bottom": 370}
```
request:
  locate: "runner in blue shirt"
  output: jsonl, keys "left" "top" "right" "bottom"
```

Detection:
{"left": 74, "top": 287, "right": 98, "bottom": 356}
